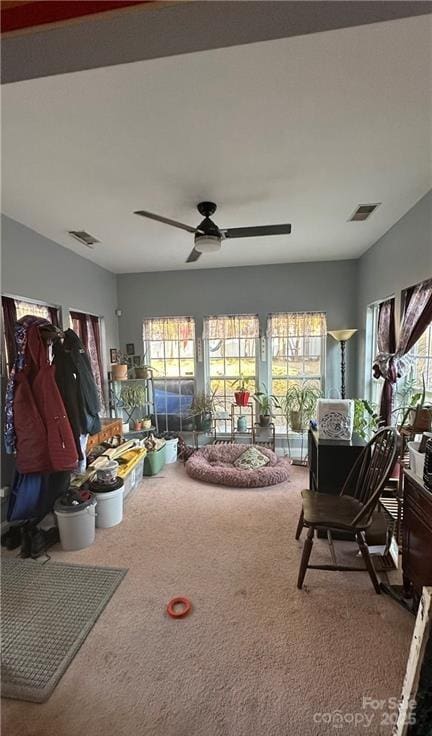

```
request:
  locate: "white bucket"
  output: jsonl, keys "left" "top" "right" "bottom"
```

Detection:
{"left": 93, "top": 486, "right": 124, "bottom": 528}
{"left": 165, "top": 438, "right": 178, "bottom": 464}
{"left": 55, "top": 502, "right": 97, "bottom": 551}
{"left": 408, "top": 441, "right": 425, "bottom": 479}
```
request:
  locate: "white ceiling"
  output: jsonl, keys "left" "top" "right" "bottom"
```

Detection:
{"left": 2, "top": 15, "right": 431, "bottom": 273}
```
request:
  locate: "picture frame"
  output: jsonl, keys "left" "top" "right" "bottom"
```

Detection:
{"left": 133, "top": 355, "right": 141, "bottom": 367}
{"left": 126, "top": 343, "right": 135, "bottom": 355}
{"left": 110, "top": 348, "right": 118, "bottom": 364}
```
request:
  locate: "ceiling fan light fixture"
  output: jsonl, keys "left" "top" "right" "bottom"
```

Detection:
{"left": 194, "top": 233, "right": 221, "bottom": 253}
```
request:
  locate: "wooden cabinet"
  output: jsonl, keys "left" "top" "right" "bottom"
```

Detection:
{"left": 86, "top": 418, "right": 123, "bottom": 452}
{"left": 402, "top": 468, "right": 432, "bottom": 596}
{"left": 308, "top": 429, "right": 366, "bottom": 495}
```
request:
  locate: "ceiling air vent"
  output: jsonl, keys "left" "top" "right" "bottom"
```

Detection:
{"left": 68, "top": 230, "right": 100, "bottom": 248}
{"left": 349, "top": 203, "right": 380, "bottom": 222}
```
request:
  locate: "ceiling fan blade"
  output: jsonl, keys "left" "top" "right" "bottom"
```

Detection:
{"left": 186, "top": 247, "right": 202, "bottom": 263}
{"left": 223, "top": 224, "right": 292, "bottom": 239}
{"left": 134, "top": 210, "right": 200, "bottom": 234}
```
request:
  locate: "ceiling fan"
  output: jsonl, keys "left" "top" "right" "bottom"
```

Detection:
{"left": 134, "top": 201, "right": 292, "bottom": 263}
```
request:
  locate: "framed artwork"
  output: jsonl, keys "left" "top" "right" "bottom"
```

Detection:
{"left": 110, "top": 348, "right": 118, "bottom": 364}
{"left": 133, "top": 355, "right": 141, "bottom": 367}
{"left": 126, "top": 343, "right": 135, "bottom": 355}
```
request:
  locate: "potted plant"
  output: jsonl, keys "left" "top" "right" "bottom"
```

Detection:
{"left": 120, "top": 384, "right": 147, "bottom": 428}
{"left": 394, "top": 375, "right": 432, "bottom": 431}
{"left": 142, "top": 416, "right": 152, "bottom": 430}
{"left": 190, "top": 390, "right": 217, "bottom": 431}
{"left": 231, "top": 374, "right": 253, "bottom": 407}
{"left": 133, "top": 354, "right": 153, "bottom": 380}
{"left": 253, "top": 383, "right": 281, "bottom": 426}
{"left": 111, "top": 352, "right": 129, "bottom": 381}
{"left": 353, "top": 398, "right": 380, "bottom": 440}
{"left": 282, "top": 383, "right": 321, "bottom": 432}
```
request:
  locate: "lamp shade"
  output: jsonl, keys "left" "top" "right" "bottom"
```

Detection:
{"left": 194, "top": 234, "right": 221, "bottom": 253}
{"left": 328, "top": 329, "right": 357, "bottom": 342}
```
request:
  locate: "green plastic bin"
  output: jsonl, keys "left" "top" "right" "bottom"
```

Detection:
{"left": 143, "top": 444, "right": 166, "bottom": 476}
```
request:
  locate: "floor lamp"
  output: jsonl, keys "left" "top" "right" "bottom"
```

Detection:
{"left": 328, "top": 329, "right": 357, "bottom": 399}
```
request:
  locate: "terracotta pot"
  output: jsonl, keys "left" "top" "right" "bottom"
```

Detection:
{"left": 134, "top": 421, "right": 143, "bottom": 431}
{"left": 234, "top": 391, "right": 250, "bottom": 407}
{"left": 112, "top": 363, "right": 128, "bottom": 381}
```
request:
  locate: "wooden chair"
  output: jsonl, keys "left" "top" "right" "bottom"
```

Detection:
{"left": 296, "top": 427, "right": 397, "bottom": 594}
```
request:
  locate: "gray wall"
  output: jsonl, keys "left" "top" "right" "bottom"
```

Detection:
{"left": 117, "top": 259, "right": 359, "bottom": 398}
{"left": 357, "top": 190, "right": 432, "bottom": 396}
{"left": 1, "top": 215, "right": 119, "bottom": 363}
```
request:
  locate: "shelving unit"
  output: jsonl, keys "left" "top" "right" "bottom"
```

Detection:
{"left": 108, "top": 374, "right": 159, "bottom": 434}
{"left": 252, "top": 422, "right": 276, "bottom": 451}
{"left": 230, "top": 402, "right": 254, "bottom": 443}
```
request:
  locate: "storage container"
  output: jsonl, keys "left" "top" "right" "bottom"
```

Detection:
{"left": 54, "top": 493, "right": 96, "bottom": 551}
{"left": 144, "top": 444, "right": 166, "bottom": 476}
{"left": 165, "top": 438, "right": 178, "bottom": 464}
{"left": 117, "top": 448, "right": 146, "bottom": 500}
{"left": 93, "top": 483, "right": 124, "bottom": 528}
{"left": 408, "top": 441, "right": 425, "bottom": 479}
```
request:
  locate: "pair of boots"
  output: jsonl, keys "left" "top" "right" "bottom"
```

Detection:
{"left": 1, "top": 522, "right": 59, "bottom": 558}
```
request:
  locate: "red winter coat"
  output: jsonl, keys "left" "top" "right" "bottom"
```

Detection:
{"left": 14, "top": 325, "right": 78, "bottom": 473}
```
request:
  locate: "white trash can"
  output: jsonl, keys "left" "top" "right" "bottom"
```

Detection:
{"left": 93, "top": 485, "right": 124, "bottom": 528}
{"left": 165, "top": 438, "right": 179, "bottom": 464}
{"left": 54, "top": 495, "right": 97, "bottom": 551}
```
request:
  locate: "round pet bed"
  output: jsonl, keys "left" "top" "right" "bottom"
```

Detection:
{"left": 185, "top": 444, "right": 290, "bottom": 488}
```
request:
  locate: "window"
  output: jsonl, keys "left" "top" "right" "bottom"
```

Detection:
{"left": 406, "top": 323, "right": 432, "bottom": 398}
{"left": 1, "top": 295, "right": 59, "bottom": 375}
{"left": 143, "top": 317, "right": 195, "bottom": 431}
{"left": 268, "top": 312, "right": 326, "bottom": 431}
{"left": 70, "top": 311, "right": 106, "bottom": 413}
{"left": 204, "top": 314, "right": 259, "bottom": 422}
{"left": 15, "top": 299, "right": 51, "bottom": 321}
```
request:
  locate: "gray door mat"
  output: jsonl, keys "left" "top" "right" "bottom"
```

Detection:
{"left": 1, "top": 558, "right": 127, "bottom": 703}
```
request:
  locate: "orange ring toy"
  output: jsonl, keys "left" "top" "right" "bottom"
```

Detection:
{"left": 167, "top": 596, "right": 192, "bottom": 619}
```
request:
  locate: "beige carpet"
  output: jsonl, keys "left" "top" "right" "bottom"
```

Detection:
{"left": 2, "top": 463, "right": 413, "bottom": 736}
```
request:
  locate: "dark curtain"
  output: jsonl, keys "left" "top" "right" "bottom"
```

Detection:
{"left": 374, "top": 299, "right": 396, "bottom": 425}
{"left": 375, "top": 279, "right": 432, "bottom": 426}
{"left": 70, "top": 311, "right": 89, "bottom": 349}
{"left": 48, "top": 306, "right": 60, "bottom": 328}
{"left": 1, "top": 296, "right": 17, "bottom": 373}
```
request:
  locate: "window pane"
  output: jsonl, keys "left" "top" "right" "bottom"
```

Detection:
{"left": 143, "top": 317, "right": 196, "bottom": 431}
{"left": 205, "top": 314, "right": 258, "bottom": 416}
{"left": 269, "top": 312, "right": 326, "bottom": 433}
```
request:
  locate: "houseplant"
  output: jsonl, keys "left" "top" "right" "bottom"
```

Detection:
{"left": 253, "top": 384, "right": 281, "bottom": 426}
{"left": 353, "top": 399, "right": 380, "bottom": 440}
{"left": 120, "top": 384, "right": 147, "bottom": 429}
{"left": 190, "top": 390, "right": 217, "bottom": 431}
{"left": 133, "top": 354, "right": 153, "bottom": 380}
{"left": 282, "top": 383, "right": 321, "bottom": 431}
{"left": 111, "top": 351, "right": 129, "bottom": 381}
{"left": 394, "top": 374, "right": 432, "bottom": 431}
{"left": 231, "top": 374, "right": 253, "bottom": 407}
